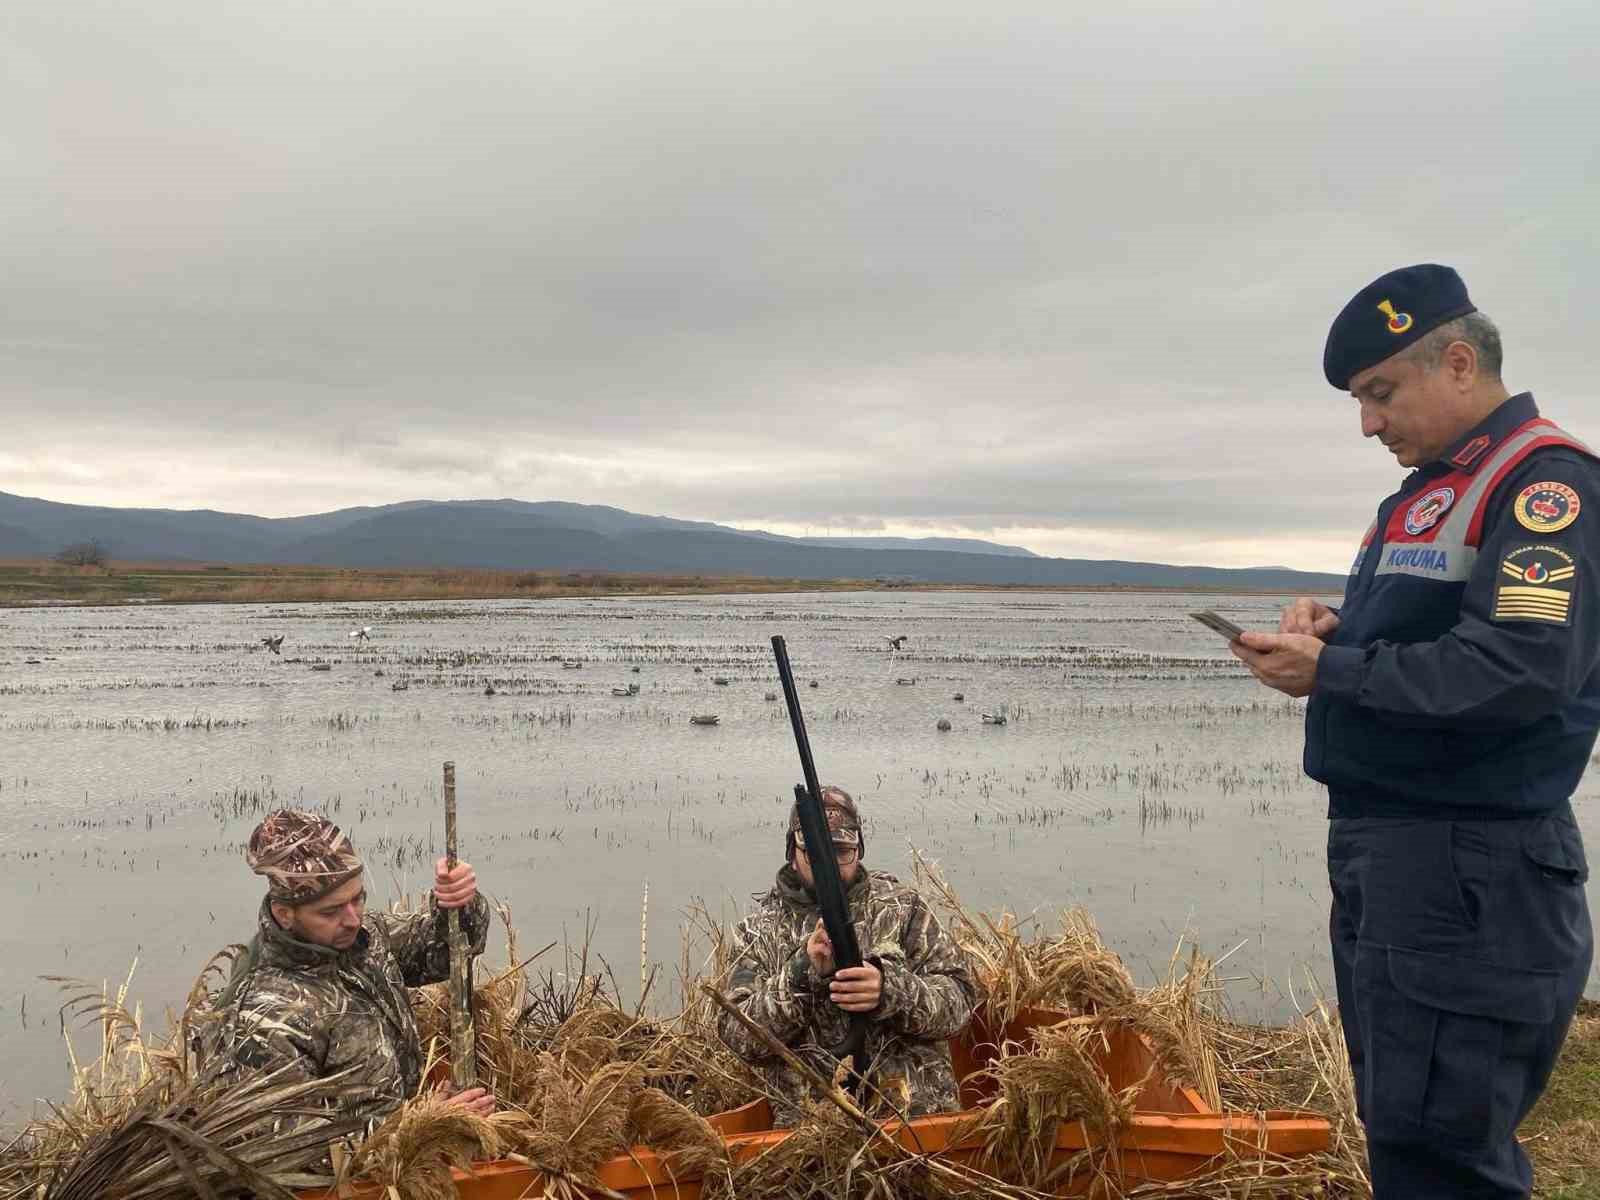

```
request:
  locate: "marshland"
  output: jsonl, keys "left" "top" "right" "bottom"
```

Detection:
{"left": 2, "top": 588, "right": 1598, "bottom": 1193}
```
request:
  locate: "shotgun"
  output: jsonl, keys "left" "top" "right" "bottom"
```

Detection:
{"left": 770, "top": 635, "right": 868, "bottom": 1085}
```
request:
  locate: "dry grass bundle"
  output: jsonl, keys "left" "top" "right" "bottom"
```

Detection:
{"left": 912, "top": 855, "right": 1135, "bottom": 1026}
{"left": 39, "top": 1068, "right": 366, "bottom": 1200}
{"left": 951, "top": 1021, "right": 1140, "bottom": 1193}
{"left": 345, "top": 1090, "right": 504, "bottom": 1200}
{"left": 497, "top": 1057, "right": 647, "bottom": 1199}
{"left": 624, "top": 1087, "right": 729, "bottom": 1178}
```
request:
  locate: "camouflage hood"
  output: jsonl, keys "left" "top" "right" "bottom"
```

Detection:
{"left": 718, "top": 865, "right": 977, "bottom": 1126}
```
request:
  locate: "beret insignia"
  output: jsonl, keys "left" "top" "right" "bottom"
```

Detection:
{"left": 1493, "top": 545, "right": 1576, "bottom": 626}
{"left": 1513, "top": 482, "right": 1581, "bottom": 534}
{"left": 1377, "top": 299, "right": 1414, "bottom": 334}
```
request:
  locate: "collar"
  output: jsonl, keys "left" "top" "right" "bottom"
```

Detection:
{"left": 254, "top": 895, "right": 372, "bottom": 973}
{"left": 773, "top": 862, "right": 871, "bottom": 907}
{"left": 1435, "top": 392, "right": 1539, "bottom": 473}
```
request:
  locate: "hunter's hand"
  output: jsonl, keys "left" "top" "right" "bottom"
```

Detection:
{"left": 1231, "top": 632, "right": 1323, "bottom": 698}
{"left": 1279, "top": 597, "right": 1340, "bottom": 640}
{"left": 433, "top": 857, "right": 478, "bottom": 909}
{"left": 806, "top": 918, "right": 834, "bottom": 975}
{"left": 830, "top": 963, "right": 882, "bottom": 1013}
{"left": 440, "top": 1085, "right": 495, "bottom": 1117}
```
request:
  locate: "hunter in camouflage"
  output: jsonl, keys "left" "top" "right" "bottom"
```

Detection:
{"left": 718, "top": 787, "right": 977, "bottom": 1125}
{"left": 200, "top": 809, "right": 494, "bottom": 1131}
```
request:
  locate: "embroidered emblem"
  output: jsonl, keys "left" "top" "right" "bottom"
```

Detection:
{"left": 1494, "top": 545, "right": 1576, "bottom": 626}
{"left": 1450, "top": 435, "right": 1492, "bottom": 469}
{"left": 1513, "top": 481, "right": 1582, "bottom": 534}
{"left": 1377, "top": 299, "right": 1413, "bottom": 334}
{"left": 1404, "top": 487, "right": 1455, "bottom": 535}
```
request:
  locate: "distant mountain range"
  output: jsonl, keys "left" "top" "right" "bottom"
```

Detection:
{"left": 0, "top": 491, "right": 1345, "bottom": 592}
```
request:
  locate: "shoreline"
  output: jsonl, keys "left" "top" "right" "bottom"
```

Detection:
{"left": 1, "top": 559, "right": 1339, "bottom": 609}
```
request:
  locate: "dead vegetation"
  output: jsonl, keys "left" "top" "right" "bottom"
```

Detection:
{"left": 3, "top": 879, "right": 1595, "bottom": 1200}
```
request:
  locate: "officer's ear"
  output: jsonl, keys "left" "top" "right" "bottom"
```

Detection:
{"left": 268, "top": 899, "right": 295, "bottom": 930}
{"left": 1439, "top": 337, "right": 1479, "bottom": 393}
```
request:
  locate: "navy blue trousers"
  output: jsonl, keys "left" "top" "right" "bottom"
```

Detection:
{"left": 1328, "top": 810, "right": 1592, "bottom": 1198}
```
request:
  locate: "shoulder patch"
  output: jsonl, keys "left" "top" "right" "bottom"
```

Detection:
{"left": 1513, "top": 481, "right": 1581, "bottom": 534}
{"left": 1493, "top": 544, "right": 1576, "bottom": 626}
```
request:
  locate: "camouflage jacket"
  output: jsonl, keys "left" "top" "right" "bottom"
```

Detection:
{"left": 717, "top": 866, "right": 976, "bottom": 1126}
{"left": 200, "top": 894, "right": 489, "bottom": 1131}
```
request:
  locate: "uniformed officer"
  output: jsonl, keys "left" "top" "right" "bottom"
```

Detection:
{"left": 1232, "top": 264, "right": 1596, "bottom": 1198}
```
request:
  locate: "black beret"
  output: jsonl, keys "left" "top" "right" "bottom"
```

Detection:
{"left": 1323, "top": 264, "right": 1477, "bottom": 390}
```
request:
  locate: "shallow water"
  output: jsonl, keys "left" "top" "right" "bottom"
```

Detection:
{"left": 2, "top": 589, "right": 1596, "bottom": 1120}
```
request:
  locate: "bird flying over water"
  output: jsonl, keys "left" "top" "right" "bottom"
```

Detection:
{"left": 886, "top": 635, "right": 908, "bottom": 650}
{"left": 261, "top": 635, "right": 285, "bottom": 654}
{"left": 349, "top": 626, "right": 372, "bottom": 642}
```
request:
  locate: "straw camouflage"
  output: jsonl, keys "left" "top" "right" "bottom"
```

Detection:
{"left": 718, "top": 866, "right": 976, "bottom": 1126}
{"left": 246, "top": 809, "right": 364, "bottom": 905}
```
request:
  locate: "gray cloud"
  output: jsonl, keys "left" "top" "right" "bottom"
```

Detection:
{"left": 2, "top": 0, "right": 1597, "bottom": 571}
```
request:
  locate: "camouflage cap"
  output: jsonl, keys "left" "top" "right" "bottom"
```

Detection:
{"left": 246, "top": 809, "right": 364, "bottom": 905}
{"left": 787, "top": 784, "right": 862, "bottom": 848}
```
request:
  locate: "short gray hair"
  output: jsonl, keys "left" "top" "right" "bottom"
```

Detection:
{"left": 1404, "top": 311, "right": 1504, "bottom": 379}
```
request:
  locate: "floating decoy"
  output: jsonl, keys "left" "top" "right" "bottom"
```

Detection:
{"left": 981, "top": 712, "right": 1008, "bottom": 725}
{"left": 484, "top": 684, "right": 497, "bottom": 696}
{"left": 953, "top": 692, "right": 965, "bottom": 701}
{"left": 808, "top": 680, "right": 819, "bottom": 688}
{"left": 562, "top": 661, "right": 584, "bottom": 669}
{"left": 693, "top": 666, "right": 703, "bottom": 674}
{"left": 713, "top": 677, "right": 730, "bottom": 686}
{"left": 936, "top": 719, "right": 952, "bottom": 732}
{"left": 391, "top": 680, "right": 409, "bottom": 691}
{"left": 311, "top": 664, "right": 332, "bottom": 672}
{"left": 764, "top": 691, "right": 778, "bottom": 701}
{"left": 896, "top": 677, "right": 917, "bottom": 685}
{"left": 689, "top": 714, "right": 720, "bottom": 726}
{"left": 611, "top": 687, "right": 633, "bottom": 697}
{"left": 261, "top": 635, "right": 285, "bottom": 655}
{"left": 631, "top": 666, "right": 641, "bottom": 673}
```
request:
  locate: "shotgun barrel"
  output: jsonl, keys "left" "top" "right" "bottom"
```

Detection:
{"left": 770, "top": 635, "right": 868, "bottom": 1081}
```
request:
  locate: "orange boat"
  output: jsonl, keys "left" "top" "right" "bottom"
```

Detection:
{"left": 299, "top": 1006, "right": 1331, "bottom": 1199}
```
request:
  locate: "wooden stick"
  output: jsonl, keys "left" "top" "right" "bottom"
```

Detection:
{"left": 444, "top": 761, "right": 478, "bottom": 1087}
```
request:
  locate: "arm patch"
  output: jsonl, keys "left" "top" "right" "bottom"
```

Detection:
{"left": 1493, "top": 545, "right": 1576, "bottom": 626}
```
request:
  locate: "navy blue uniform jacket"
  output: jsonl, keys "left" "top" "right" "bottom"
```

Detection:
{"left": 1308, "top": 393, "right": 1600, "bottom": 818}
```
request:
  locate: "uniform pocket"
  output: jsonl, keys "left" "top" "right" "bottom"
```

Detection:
{"left": 1363, "top": 945, "right": 1557, "bottom": 1148}
{"left": 1523, "top": 813, "right": 1590, "bottom": 885}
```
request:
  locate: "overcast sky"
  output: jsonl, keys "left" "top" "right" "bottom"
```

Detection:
{"left": 2, "top": 1, "right": 1596, "bottom": 571}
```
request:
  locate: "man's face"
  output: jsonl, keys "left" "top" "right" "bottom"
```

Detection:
{"left": 793, "top": 841, "right": 861, "bottom": 890}
{"left": 271, "top": 874, "right": 367, "bottom": 950}
{"left": 1348, "top": 350, "right": 1468, "bottom": 469}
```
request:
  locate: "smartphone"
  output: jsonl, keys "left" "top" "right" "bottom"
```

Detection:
{"left": 1189, "top": 610, "right": 1246, "bottom": 642}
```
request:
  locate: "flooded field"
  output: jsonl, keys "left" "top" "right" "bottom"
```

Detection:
{"left": 2, "top": 588, "right": 1596, "bottom": 1120}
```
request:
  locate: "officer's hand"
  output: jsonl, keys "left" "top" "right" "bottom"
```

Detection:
{"left": 433, "top": 858, "right": 478, "bottom": 909}
{"left": 806, "top": 918, "right": 835, "bottom": 975}
{"left": 830, "top": 963, "right": 882, "bottom": 1013}
{"left": 1231, "top": 632, "right": 1323, "bottom": 698}
{"left": 439, "top": 1085, "right": 496, "bottom": 1116}
{"left": 1279, "top": 597, "right": 1340, "bottom": 640}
